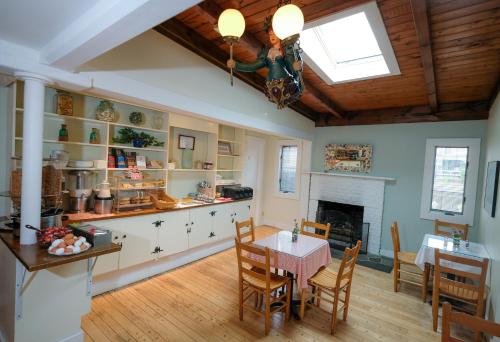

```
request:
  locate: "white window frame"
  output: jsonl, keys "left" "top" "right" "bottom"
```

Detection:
{"left": 301, "top": 1, "right": 400, "bottom": 85}
{"left": 420, "top": 138, "right": 481, "bottom": 225}
{"left": 274, "top": 140, "right": 301, "bottom": 200}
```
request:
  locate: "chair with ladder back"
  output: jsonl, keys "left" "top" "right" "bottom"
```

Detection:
{"left": 435, "top": 220, "right": 469, "bottom": 241}
{"left": 300, "top": 240, "right": 361, "bottom": 335}
{"left": 432, "top": 250, "right": 489, "bottom": 342}
{"left": 234, "top": 238, "right": 291, "bottom": 335}
{"left": 300, "top": 219, "right": 331, "bottom": 240}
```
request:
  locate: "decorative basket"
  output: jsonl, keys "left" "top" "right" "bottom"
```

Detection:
{"left": 150, "top": 191, "right": 177, "bottom": 209}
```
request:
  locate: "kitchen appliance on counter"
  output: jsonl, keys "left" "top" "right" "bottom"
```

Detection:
{"left": 71, "top": 224, "right": 112, "bottom": 247}
{"left": 66, "top": 170, "right": 95, "bottom": 212}
{"left": 219, "top": 186, "right": 253, "bottom": 199}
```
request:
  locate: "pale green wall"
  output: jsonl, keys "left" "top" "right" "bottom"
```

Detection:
{"left": 478, "top": 94, "right": 500, "bottom": 323}
{"left": 311, "top": 120, "right": 488, "bottom": 253}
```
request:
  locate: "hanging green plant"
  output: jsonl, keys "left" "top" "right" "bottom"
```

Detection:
{"left": 112, "top": 128, "right": 164, "bottom": 148}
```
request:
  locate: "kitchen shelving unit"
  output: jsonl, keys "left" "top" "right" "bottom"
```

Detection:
{"left": 9, "top": 81, "right": 246, "bottom": 204}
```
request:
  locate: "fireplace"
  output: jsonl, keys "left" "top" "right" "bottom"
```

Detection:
{"left": 315, "top": 200, "right": 369, "bottom": 254}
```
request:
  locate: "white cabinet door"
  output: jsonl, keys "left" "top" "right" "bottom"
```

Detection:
{"left": 188, "top": 206, "right": 212, "bottom": 249}
{"left": 116, "top": 215, "right": 159, "bottom": 269}
{"left": 234, "top": 200, "right": 252, "bottom": 223}
{"left": 92, "top": 230, "right": 121, "bottom": 276}
{"left": 213, "top": 203, "right": 235, "bottom": 240}
{"left": 157, "top": 210, "right": 189, "bottom": 258}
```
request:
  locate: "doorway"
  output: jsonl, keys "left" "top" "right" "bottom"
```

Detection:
{"left": 241, "top": 135, "right": 265, "bottom": 225}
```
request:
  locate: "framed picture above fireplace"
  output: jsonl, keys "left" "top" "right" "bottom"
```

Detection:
{"left": 324, "top": 144, "right": 373, "bottom": 173}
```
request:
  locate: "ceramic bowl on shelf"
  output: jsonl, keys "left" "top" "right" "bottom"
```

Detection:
{"left": 50, "top": 150, "right": 69, "bottom": 168}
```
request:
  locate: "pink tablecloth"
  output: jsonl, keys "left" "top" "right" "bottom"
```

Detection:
{"left": 251, "top": 231, "right": 332, "bottom": 289}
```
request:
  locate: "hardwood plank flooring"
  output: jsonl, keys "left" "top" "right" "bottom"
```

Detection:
{"left": 82, "top": 226, "right": 471, "bottom": 341}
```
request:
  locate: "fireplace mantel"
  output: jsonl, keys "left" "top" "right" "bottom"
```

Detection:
{"left": 304, "top": 172, "right": 396, "bottom": 182}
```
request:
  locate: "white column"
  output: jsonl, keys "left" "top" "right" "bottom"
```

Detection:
{"left": 14, "top": 72, "right": 50, "bottom": 245}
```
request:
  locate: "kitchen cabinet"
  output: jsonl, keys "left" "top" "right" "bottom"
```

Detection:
{"left": 87, "top": 201, "right": 252, "bottom": 276}
{"left": 157, "top": 210, "right": 189, "bottom": 258}
{"left": 92, "top": 230, "right": 120, "bottom": 276}
{"left": 187, "top": 206, "right": 212, "bottom": 249}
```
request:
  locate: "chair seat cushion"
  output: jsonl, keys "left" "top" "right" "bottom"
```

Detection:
{"left": 243, "top": 272, "right": 288, "bottom": 290}
{"left": 308, "top": 267, "right": 349, "bottom": 290}
{"left": 398, "top": 251, "right": 417, "bottom": 265}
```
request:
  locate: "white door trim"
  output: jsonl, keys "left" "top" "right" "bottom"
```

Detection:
{"left": 243, "top": 135, "right": 265, "bottom": 226}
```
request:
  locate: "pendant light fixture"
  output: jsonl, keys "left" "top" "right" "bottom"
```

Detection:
{"left": 272, "top": 4, "right": 304, "bottom": 45}
{"left": 217, "top": 9, "right": 246, "bottom": 86}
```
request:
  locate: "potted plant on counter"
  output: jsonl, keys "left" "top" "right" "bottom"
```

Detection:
{"left": 112, "top": 128, "right": 164, "bottom": 148}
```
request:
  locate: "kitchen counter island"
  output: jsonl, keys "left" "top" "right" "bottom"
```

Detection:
{"left": 0, "top": 230, "right": 121, "bottom": 342}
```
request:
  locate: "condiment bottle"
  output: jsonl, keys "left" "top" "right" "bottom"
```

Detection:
{"left": 58, "top": 124, "right": 68, "bottom": 142}
{"left": 89, "top": 128, "right": 100, "bottom": 144}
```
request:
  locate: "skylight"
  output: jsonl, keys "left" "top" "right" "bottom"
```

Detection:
{"left": 300, "top": 1, "right": 400, "bottom": 84}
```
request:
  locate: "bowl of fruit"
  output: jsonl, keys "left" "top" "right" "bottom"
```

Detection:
{"left": 26, "top": 225, "right": 73, "bottom": 248}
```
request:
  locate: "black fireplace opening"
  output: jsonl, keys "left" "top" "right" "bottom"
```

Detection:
{"left": 315, "top": 200, "right": 369, "bottom": 254}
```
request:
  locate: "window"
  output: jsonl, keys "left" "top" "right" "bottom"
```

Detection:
{"left": 275, "top": 141, "right": 300, "bottom": 199}
{"left": 300, "top": 1, "right": 400, "bottom": 84}
{"left": 420, "top": 139, "right": 481, "bottom": 225}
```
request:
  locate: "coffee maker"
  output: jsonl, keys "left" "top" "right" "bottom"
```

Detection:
{"left": 67, "top": 170, "right": 94, "bottom": 212}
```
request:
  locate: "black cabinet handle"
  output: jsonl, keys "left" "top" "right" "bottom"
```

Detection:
{"left": 152, "top": 220, "right": 164, "bottom": 228}
{"left": 158, "top": 248, "right": 164, "bottom": 252}
{"left": 209, "top": 232, "right": 216, "bottom": 238}
{"left": 209, "top": 210, "right": 217, "bottom": 216}
{"left": 231, "top": 219, "right": 235, "bottom": 224}
{"left": 187, "top": 227, "right": 191, "bottom": 233}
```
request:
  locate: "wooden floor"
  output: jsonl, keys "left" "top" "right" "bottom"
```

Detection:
{"left": 82, "top": 226, "right": 469, "bottom": 341}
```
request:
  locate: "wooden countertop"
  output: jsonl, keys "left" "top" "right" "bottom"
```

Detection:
{"left": 65, "top": 198, "right": 252, "bottom": 224}
{"left": 0, "top": 232, "right": 121, "bottom": 272}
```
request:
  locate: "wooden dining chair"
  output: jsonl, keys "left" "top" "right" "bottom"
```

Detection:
{"left": 299, "top": 240, "right": 361, "bottom": 335}
{"left": 434, "top": 220, "right": 469, "bottom": 241}
{"left": 234, "top": 239, "right": 291, "bottom": 335}
{"left": 235, "top": 218, "right": 255, "bottom": 244}
{"left": 432, "top": 250, "right": 489, "bottom": 342}
{"left": 391, "top": 222, "right": 429, "bottom": 301}
{"left": 441, "top": 302, "right": 500, "bottom": 342}
{"left": 300, "top": 218, "right": 331, "bottom": 240}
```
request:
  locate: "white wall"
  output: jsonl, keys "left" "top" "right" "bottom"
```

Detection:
{"left": 478, "top": 93, "right": 500, "bottom": 325}
{"left": 81, "top": 30, "right": 315, "bottom": 140}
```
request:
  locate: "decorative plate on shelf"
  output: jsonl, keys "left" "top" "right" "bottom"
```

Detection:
{"left": 129, "top": 112, "right": 145, "bottom": 126}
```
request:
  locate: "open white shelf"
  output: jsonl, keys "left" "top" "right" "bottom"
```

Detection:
{"left": 107, "top": 168, "right": 167, "bottom": 171}
{"left": 61, "top": 167, "right": 106, "bottom": 171}
{"left": 15, "top": 137, "right": 107, "bottom": 147}
{"left": 169, "top": 169, "right": 216, "bottom": 172}
{"left": 218, "top": 139, "right": 241, "bottom": 144}
{"left": 217, "top": 154, "right": 241, "bottom": 158}
{"left": 16, "top": 108, "right": 106, "bottom": 125}
{"left": 216, "top": 169, "right": 242, "bottom": 172}
{"left": 108, "top": 144, "right": 166, "bottom": 152}
{"left": 109, "top": 122, "right": 166, "bottom": 134}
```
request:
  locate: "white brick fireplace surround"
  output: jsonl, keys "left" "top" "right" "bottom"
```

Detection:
{"left": 304, "top": 172, "right": 395, "bottom": 255}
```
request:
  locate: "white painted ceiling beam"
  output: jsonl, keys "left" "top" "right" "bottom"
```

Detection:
{"left": 40, "top": 0, "right": 201, "bottom": 71}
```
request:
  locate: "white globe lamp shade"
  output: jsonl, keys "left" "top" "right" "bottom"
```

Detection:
{"left": 218, "top": 9, "right": 245, "bottom": 39}
{"left": 272, "top": 4, "right": 304, "bottom": 40}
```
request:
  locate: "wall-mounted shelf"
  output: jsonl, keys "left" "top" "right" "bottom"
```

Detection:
{"left": 218, "top": 139, "right": 241, "bottom": 144}
{"left": 109, "top": 122, "right": 166, "bottom": 134}
{"left": 217, "top": 154, "right": 241, "bottom": 158}
{"left": 108, "top": 144, "right": 166, "bottom": 152}
{"left": 16, "top": 108, "right": 106, "bottom": 125}
{"left": 216, "top": 169, "right": 242, "bottom": 172}
{"left": 107, "top": 168, "right": 167, "bottom": 171}
{"left": 15, "top": 137, "right": 107, "bottom": 147}
{"left": 170, "top": 169, "right": 216, "bottom": 172}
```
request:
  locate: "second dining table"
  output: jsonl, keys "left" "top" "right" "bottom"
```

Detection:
{"left": 252, "top": 230, "right": 332, "bottom": 317}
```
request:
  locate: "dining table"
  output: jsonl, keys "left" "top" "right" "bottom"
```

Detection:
{"left": 252, "top": 230, "right": 332, "bottom": 318}
{"left": 415, "top": 233, "right": 490, "bottom": 302}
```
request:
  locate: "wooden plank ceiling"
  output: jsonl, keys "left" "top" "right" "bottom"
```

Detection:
{"left": 155, "top": 0, "right": 500, "bottom": 126}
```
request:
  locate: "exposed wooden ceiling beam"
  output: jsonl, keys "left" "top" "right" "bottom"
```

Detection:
{"left": 154, "top": 19, "right": 320, "bottom": 122}
{"left": 196, "top": 0, "right": 344, "bottom": 119}
{"left": 410, "top": 0, "right": 438, "bottom": 112}
{"left": 317, "top": 101, "right": 489, "bottom": 127}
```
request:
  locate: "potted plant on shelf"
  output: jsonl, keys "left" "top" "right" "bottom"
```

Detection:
{"left": 112, "top": 128, "right": 164, "bottom": 148}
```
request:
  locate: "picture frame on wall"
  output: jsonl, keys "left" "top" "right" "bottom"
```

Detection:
{"left": 178, "top": 135, "right": 195, "bottom": 150}
{"left": 484, "top": 161, "right": 500, "bottom": 217}
{"left": 324, "top": 144, "right": 373, "bottom": 173}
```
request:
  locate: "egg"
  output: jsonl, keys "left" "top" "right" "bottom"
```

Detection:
{"left": 65, "top": 238, "right": 75, "bottom": 246}
{"left": 55, "top": 248, "right": 65, "bottom": 255}
{"left": 72, "top": 246, "right": 81, "bottom": 253}
{"left": 57, "top": 242, "right": 66, "bottom": 249}
{"left": 74, "top": 240, "right": 83, "bottom": 247}
{"left": 51, "top": 239, "right": 63, "bottom": 248}
{"left": 78, "top": 236, "right": 87, "bottom": 243}
{"left": 64, "top": 233, "right": 74, "bottom": 240}
{"left": 49, "top": 247, "right": 57, "bottom": 254}
{"left": 80, "top": 243, "right": 90, "bottom": 251}
{"left": 64, "top": 247, "right": 73, "bottom": 254}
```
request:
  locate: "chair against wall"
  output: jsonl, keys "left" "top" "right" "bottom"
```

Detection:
{"left": 434, "top": 220, "right": 469, "bottom": 240}
{"left": 391, "top": 222, "right": 429, "bottom": 302}
{"left": 441, "top": 302, "right": 500, "bottom": 342}
{"left": 299, "top": 240, "right": 361, "bottom": 335}
{"left": 234, "top": 239, "right": 291, "bottom": 335}
{"left": 235, "top": 218, "right": 255, "bottom": 244}
{"left": 300, "top": 218, "right": 331, "bottom": 240}
{"left": 432, "top": 250, "right": 489, "bottom": 342}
